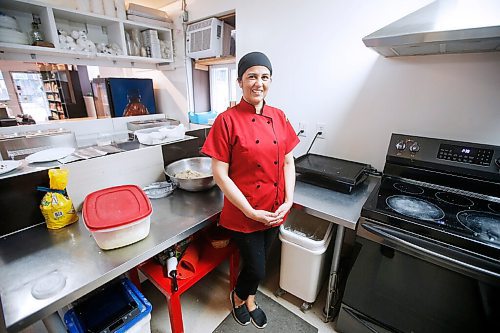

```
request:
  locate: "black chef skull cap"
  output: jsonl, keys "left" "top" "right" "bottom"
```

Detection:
{"left": 237, "top": 52, "right": 272, "bottom": 79}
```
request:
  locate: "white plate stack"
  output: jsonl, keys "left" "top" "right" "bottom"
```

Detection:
{"left": 0, "top": 12, "right": 29, "bottom": 45}
{"left": 126, "top": 3, "right": 173, "bottom": 28}
{"left": 141, "top": 29, "right": 161, "bottom": 58}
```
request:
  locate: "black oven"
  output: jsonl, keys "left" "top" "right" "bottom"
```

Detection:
{"left": 337, "top": 134, "right": 500, "bottom": 333}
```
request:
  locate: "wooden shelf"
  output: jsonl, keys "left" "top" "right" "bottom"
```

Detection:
{"left": 123, "top": 20, "right": 173, "bottom": 33}
{"left": 194, "top": 56, "right": 236, "bottom": 70}
{"left": 195, "top": 56, "right": 236, "bottom": 66}
{"left": 52, "top": 6, "right": 121, "bottom": 26}
{"left": 0, "top": 0, "right": 175, "bottom": 68}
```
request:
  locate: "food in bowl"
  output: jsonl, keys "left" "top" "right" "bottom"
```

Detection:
{"left": 175, "top": 169, "right": 210, "bottom": 179}
{"left": 164, "top": 157, "right": 216, "bottom": 191}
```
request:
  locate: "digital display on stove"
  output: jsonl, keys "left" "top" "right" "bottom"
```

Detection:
{"left": 437, "top": 144, "right": 493, "bottom": 166}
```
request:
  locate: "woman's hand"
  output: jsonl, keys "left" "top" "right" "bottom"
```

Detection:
{"left": 246, "top": 209, "right": 281, "bottom": 226}
{"left": 272, "top": 201, "right": 293, "bottom": 224}
{"left": 248, "top": 201, "right": 293, "bottom": 226}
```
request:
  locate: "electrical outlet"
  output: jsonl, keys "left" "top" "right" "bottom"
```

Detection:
{"left": 298, "top": 122, "right": 307, "bottom": 137}
{"left": 316, "top": 122, "right": 326, "bottom": 139}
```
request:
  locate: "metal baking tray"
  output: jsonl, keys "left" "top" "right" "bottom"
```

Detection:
{"left": 295, "top": 154, "right": 369, "bottom": 193}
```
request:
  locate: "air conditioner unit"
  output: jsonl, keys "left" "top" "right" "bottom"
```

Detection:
{"left": 186, "top": 18, "right": 233, "bottom": 59}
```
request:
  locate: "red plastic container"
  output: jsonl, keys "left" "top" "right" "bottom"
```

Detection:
{"left": 83, "top": 185, "right": 152, "bottom": 250}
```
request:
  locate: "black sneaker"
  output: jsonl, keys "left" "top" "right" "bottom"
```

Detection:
{"left": 230, "top": 290, "right": 250, "bottom": 326}
{"left": 249, "top": 305, "right": 267, "bottom": 329}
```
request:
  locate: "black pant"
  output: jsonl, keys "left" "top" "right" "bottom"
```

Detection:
{"left": 230, "top": 227, "right": 280, "bottom": 300}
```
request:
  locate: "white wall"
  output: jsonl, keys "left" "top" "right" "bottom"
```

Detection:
{"left": 98, "top": 63, "right": 190, "bottom": 124}
{"left": 169, "top": 0, "right": 500, "bottom": 170}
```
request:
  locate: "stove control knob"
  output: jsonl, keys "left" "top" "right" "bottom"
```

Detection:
{"left": 409, "top": 142, "right": 420, "bottom": 153}
{"left": 395, "top": 140, "right": 406, "bottom": 150}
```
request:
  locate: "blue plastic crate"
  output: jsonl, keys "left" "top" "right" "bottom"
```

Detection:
{"left": 64, "top": 278, "right": 152, "bottom": 333}
{"left": 188, "top": 111, "right": 218, "bottom": 125}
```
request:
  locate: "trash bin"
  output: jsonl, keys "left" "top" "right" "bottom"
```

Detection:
{"left": 279, "top": 209, "right": 334, "bottom": 305}
{"left": 64, "top": 278, "right": 152, "bottom": 333}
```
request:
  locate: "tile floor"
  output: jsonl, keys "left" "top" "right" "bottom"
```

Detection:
{"left": 19, "top": 244, "right": 340, "bottom": 333}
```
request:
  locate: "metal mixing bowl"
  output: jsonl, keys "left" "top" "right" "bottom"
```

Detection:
{"left": 164, "top": 157, "right": 215, "bottom": 192}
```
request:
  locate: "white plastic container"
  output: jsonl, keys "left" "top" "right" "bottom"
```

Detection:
{"left": 83, "top": 185, "right": 152, "bottom": 250}
{"left": 135, "top": 124, "right": 185, "bottom": 145}
{"left": 279, "top": 209, "right": 333, "bottom": 303}
{"left": 126, "top": 313, "right": 151, "bottom": 333}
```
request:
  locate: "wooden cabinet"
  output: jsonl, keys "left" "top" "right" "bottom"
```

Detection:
{"left": 0, "top": 0, "right": 174, "bottom": 69}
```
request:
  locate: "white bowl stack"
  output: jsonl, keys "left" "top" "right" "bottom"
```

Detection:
{"left": 0, "top": 12, "right": 29, "bottom": 45}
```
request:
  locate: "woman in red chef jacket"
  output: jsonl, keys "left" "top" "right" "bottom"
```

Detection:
{"left": 201, "top": 51, "right": 300, "bottom": 329}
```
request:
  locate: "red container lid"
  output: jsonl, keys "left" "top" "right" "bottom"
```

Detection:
{"left": 83, "top": 185, "right": 152, "bottom": 230}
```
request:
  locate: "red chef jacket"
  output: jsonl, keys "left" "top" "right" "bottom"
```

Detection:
{"left": 201, "top": 98, "right": 300, "bottom": 233}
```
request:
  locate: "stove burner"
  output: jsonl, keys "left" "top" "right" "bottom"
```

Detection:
{"left": 488, "top": 202, "right": 500, "bottom": 214}
{"left": 387, "top": 195, "right": 445, "bottom": 222}
{"left": 393, "top": 182, "right": 424, "bottom": 195}
{"left": 435, "top": 191, "right": 474, "bottom": 207}
{"left": 457, "top": 210, "right": 500, "bottom": 245}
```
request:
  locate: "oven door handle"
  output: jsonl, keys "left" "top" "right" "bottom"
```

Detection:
{"left": 362, "top": 222, "right": 500, "bottom": 279}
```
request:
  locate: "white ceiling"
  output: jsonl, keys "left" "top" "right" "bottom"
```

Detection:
{"left": 127, "top": 0, "right": 178, "bottom": 9}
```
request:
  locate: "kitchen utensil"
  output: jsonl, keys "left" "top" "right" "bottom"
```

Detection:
{"left": 295, "top": 154, "right": 369, "bottom": 193}
{"left": 142, "top": 181, "right": 176, "bottom": 199}
{"left": 0, "top": 160, "right": 21, "bottom": 175}
{"left": 166, "top": 250, "right": 178, "bottom": 292}
{"left": 155, "top": 248, "right": 178, "bottom": 292}
{"left": 31, "top": 271, "right": 66, "bottom": 300}
{"left": 25, "top": 147, "right": 75, "bottom": 163}
{"left": 164, "top": 157, "right": 215, "bottom": 192}
{"left": 177, "top": 241, "right": 202, "bottom": 279}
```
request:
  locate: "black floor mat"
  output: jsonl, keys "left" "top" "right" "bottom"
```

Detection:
{"left": 213, "top": 291, "right": 318, "bottom": 333}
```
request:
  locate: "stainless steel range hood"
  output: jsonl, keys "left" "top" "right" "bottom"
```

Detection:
{"left": 363, "top": 0, "right": 500, "bottom": 57}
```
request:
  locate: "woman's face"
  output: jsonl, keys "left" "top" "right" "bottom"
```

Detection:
{"left": 238, "top": 66, "right": 271, "bottom": 107}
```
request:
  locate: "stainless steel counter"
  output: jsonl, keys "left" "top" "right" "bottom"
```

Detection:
{"left": 0, "top": 176, "right": 379, "bottom": 331}
{"left": 294, "top": 177, "right": 379, "bottom": 230}
{"left": 0, "top": 187, "right": 223, "bottom": 332}
{"left": 0, "top": 159, "right": 59, "bottom": 180}
{"left": 0, "top": 136, "right": 196, "bottom": 181}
